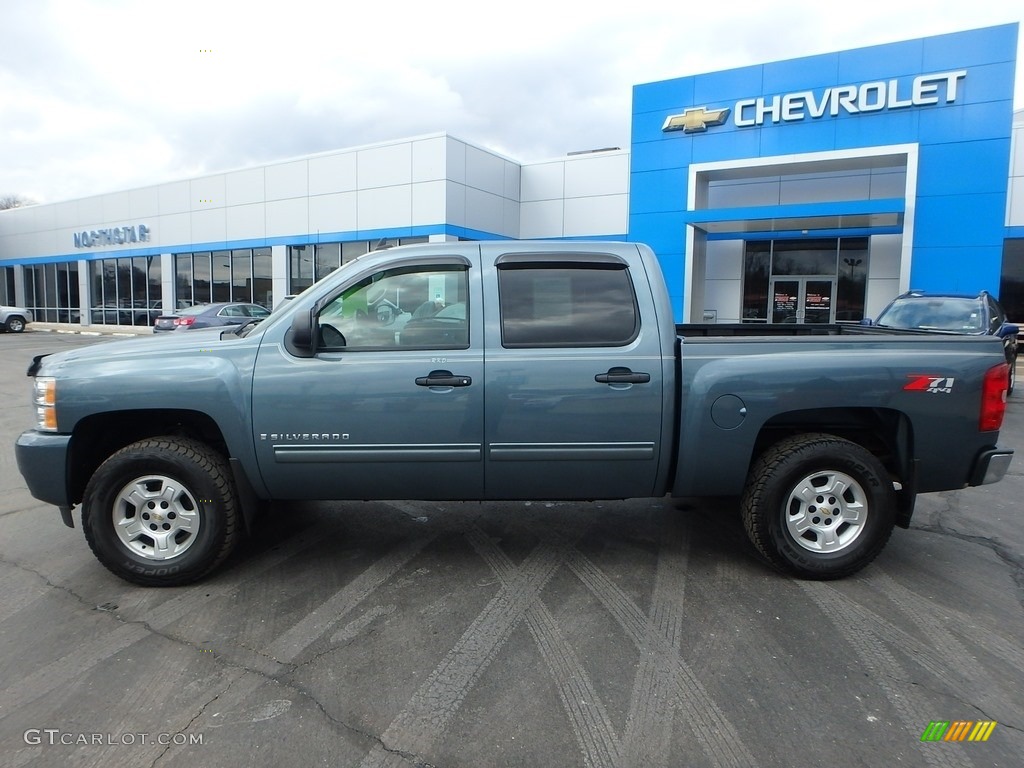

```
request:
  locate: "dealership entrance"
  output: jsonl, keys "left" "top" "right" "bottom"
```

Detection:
{"left": 768, "top": 277, "right": 835, "bottom": 323}
{"left": 740, "top": 237, "right": 868, "bottom": 324}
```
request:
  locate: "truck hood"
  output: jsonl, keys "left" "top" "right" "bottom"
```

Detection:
{"left": 33, "top": 327, "right": 253, "bottom": 376}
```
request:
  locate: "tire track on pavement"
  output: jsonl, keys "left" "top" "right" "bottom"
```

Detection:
{"left": 264, "top": 534, "right": 436, "bottom": 663}
{"left": 359, "top": 536, "right": 572, "bottom": 768}
{"left": 798, "top": 582, "right": 974, "bottom": 768}
{"left": 467, "top": 527, "right": 622, "bottom": 768}
{"left": 622, "top": 523, "right": 688, "bottom": 768}
{"left": 0, "top": 526, "right": 318, "bottom": 717}
{"left": 567, "top": 549, "right": 758, "bottom": 768}
{"left": 847, "top": 573, "right": 1023, "bottom": 715}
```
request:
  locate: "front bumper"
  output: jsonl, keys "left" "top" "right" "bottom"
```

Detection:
{"left": 969, "top": 447, "right": 1014, "bottom": 486}
{"left": 15, "top": 430, "right": 73, "bottom": 508}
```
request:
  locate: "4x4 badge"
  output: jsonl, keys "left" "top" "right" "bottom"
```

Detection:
{"left": 904, "top": 375, "right": 955, "bottom": 394}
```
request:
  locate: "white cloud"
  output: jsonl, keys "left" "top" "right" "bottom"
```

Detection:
{"left": 1, "top": 0, "right": 1022, "bottom": 202}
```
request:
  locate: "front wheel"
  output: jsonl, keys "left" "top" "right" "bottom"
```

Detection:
{"left": 82, "top": 437, "right": 240, "bottom": 586}
{"left": 741, "top": 433, "right": 896, "bottom": 580}
{"left": 6, "top": 316, "right": 26, "bottom": 333}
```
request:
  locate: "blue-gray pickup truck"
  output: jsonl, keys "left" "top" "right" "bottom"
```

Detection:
{"left": 15, "top": 241, "right": 1015, "bottom": 585}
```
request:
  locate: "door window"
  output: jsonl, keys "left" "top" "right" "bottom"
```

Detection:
{"left": 497, "top": 265, "right": 638, "bottom": 347}
{"left": 317, "top": 265, "right": 469, "bottom": 350}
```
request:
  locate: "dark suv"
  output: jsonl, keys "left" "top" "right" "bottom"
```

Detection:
{"left": 867, "top": 291, "right": 1018, "bottom": 393}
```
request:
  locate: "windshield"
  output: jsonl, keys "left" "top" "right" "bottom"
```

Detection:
{"left": 876, "top": 297, "right": 984, "bottom": 332}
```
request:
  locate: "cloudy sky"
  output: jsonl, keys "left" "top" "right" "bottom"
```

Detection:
{"left": 1, "top": 0, "right": 1022, "bottom": 205}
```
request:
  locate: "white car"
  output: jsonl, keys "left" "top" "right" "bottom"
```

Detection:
{"left": 0, "top": 304, "right": 32, "bottom": 333}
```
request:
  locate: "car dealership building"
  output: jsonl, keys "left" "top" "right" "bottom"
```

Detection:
{"left": 1, "top": 23, "right": 1022, "bottom": 327}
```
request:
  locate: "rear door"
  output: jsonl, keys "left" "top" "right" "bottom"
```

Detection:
{"left": 481, "top": 247, "right": 665, "bottom": 499}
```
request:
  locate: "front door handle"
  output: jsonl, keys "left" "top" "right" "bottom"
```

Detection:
{"left": 595, "top": 367, "right": 651, "bottom": 385}
{"left": 416, "top": 369, "right": 472, "bottom": 387}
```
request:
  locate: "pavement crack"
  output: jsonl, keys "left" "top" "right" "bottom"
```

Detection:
{"left": 0, "top": 552, "right": 105, "bottom": 612}
{"left": 911, "top": 518, "right": 1024, "bottom": 608}
{"left": 150, "top": 673, "right": 245, "bottom": 767}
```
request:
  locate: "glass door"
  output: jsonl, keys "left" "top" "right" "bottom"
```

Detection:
{"left": 770, "top": 278, "right": 835, "bottom": 323}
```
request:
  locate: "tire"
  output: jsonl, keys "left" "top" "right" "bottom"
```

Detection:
{"left": 1008, "top": 353, "right": 1016, "bottom": 395}
{"left": 82, "top": 437, "right": 240, "bottom": 586}
{"left": 6, "top": 316, "right": 26, "bottom": 333}
{"left": 741, "top": 433, "right": 896, "bottom": 580}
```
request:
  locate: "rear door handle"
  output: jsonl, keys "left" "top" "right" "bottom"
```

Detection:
{"left": 415, "top": 369, "right": 472, "bottom": 387}
{"left": 595, "top": 367, "right": 651, "bottom": 384}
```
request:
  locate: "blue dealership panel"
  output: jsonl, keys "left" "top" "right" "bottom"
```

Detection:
{"left": 629, "top": 24, "right": 1019, "bottom": 318}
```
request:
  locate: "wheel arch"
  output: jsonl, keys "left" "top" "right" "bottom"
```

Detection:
{"left": 69, "top": 409, "right": 230, "bottom": 505}
{"left": 752, "top": 407, "right": 916, "bottom": 528}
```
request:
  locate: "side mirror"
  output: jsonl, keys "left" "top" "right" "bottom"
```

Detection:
{"left": 285, "top": 308, "right": 317, "bottom": 357}
{"left": 859, "top": 318, "right": 874, "bottom": 326}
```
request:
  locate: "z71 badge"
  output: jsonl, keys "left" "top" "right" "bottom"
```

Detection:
{"left": 904, "top": 375, "right": 955, "bottom": 394}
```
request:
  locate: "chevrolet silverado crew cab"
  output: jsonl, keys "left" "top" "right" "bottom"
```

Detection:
{"left": 15, "top": 241, "right": 1015, "bottom": 586}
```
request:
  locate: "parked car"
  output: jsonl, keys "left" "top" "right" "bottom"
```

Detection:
{"left": 154, "top": 302, "right": 270, "bottom": 332}
{"left": 0, "top": 304, "right": 32, "bottom": 333}
{"left": 133, "top": 299, "right": 192, "bottom": 326}
{"left": 865, "top": 290, "right": 1018, "bottom": 392}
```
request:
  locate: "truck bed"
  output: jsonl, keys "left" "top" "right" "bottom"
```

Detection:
{"left": 677, "top": 323, "right": 909, "bottom": 337}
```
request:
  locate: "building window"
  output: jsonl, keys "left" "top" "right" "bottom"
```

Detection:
{"left": 252, "top": 247, "right": 272, "bottom": 307}
{"left": 176, "top": 248, "right": 273, "bottom": 309}
{"left": 24, "top": 262, "right": 80, "bottom": 323}
{"left": 290, "top": 238, "right": 431, "bottom": 295}
{"left": 288, "top": 245, "right": 314, "bottom": 294}
{"left": 1, "top": 266, "right": 14, "bottom": 305}
{"left": 88, "top": 256, "right": 158, "bottom": 325}
{"left": 315, "top": 243, "right": 341, "bottom": 281}
{"left": 836, "top": 238, "right": 869, "bottom": 322}
{"left": 1000, "top": 239, "right": 1024, "bottom": 322}
{"left": 213, "top": 250, "right": 231, "bottom": 303}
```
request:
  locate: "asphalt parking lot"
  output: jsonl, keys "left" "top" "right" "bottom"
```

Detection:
{"left": 0, "top": 330, "right": 1021, "bottom": 768}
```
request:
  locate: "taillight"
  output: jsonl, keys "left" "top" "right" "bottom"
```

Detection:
{"left": 979, "top": 363, "right": 1009, "bottom": 431}
{"left": 175, "top": 316, "right": 195, "bottom": 326}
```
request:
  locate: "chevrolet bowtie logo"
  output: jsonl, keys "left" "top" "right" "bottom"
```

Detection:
{"left": 662, "top": 106, "right": 731, "bottom": 133}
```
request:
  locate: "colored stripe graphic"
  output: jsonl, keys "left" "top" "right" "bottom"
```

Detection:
{"left": 968, "top": 721, "right": 997, "bottom": 742}
{"left": 944, "top": 721, "right": 973, "bottom": 741}
{"left": 921, "top": 721, "right": 949, "bottom": 741}
{"left": 920, "top": 720, "right": 997, "bottom": 742}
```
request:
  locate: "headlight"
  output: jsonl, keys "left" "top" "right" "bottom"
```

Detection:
{"left": 33, "top": 377, "right": 57, "bottom": 431}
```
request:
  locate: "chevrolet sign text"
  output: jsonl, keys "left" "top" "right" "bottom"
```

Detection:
{"left": 664, "top": 70, "right": 967, "bottom": 133}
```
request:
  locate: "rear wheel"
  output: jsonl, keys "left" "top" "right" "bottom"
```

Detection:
{"left": 741, "top": 433, "right": 896, "bottom": 580}
{"left": 82, "top": 437, "right": 239, "bottom": 586}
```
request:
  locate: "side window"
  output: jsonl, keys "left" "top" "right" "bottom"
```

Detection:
{"left": 317, "top": 264, "right": 469, "bottom": 350}
{"left": 220, "top": 305, "right": 246, "bottom": 317}
{"left": 988, "top": 297, "right": 1004, "bottom": 331}
{"left": 497, "top": 264, "right": 639, "bottom": 347}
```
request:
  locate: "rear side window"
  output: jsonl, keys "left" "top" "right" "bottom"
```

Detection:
{"left": 497, "top": 264, "right": 638, "bottom": 347}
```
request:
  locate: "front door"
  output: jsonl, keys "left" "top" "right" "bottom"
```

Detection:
{"left": 770, "top": 278, "right": 835, "bottom": 323}
{"left": 251, "top": 254, "right": 485, "bottom": 501}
